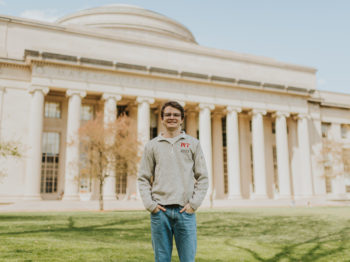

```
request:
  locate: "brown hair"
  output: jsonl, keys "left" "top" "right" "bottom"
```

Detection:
{"left": 161, "top": 101, "right": 185, "bottom": 120}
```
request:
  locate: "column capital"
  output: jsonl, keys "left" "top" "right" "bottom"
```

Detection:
{"left": 176, "top": 100, "right": 186, "bottom": 107}
{"left": 212, "top": 111, "right": 224, "bottom": 118}
{"left": 28, "top": 85, "right": 49, "bottom": 95}
{"left": 251, "top": 108, "right": 267, "bottom": 116}
{"left": 66, "top": 89, "right": 86, "bottom": 98}
{"left": 185, "top": 108, "right": 197, "bottom": 116}
{"left": 136, "top": 96, "right": 155, "bottom": 104}
{"left": 226, "top": 106, "right": 242, "bottom": 113}
{"left": 198, "top": 103, "right": 215, "bottom": 111}
{"left": 102, "top": 93, "right": 122, "bottom": 102}
{"left": 272, "top": 111, "right": 290, "bottom": 118}
{"left": 294, "top": 113, "right": 310, "bottom": 120}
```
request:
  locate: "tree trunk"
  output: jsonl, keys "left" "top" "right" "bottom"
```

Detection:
{"left": 99, "top": 179, "right": 104, "bottom": 211}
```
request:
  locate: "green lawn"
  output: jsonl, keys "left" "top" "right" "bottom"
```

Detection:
{"left": 0, "top": 207, "right": 349, "bottom": 261}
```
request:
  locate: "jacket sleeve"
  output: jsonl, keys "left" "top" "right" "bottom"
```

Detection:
{"left": 189, "top": 141, "right": 209, "bottom": 210}
{"left": 137, "top": 142, "right": 158, "bottom": 212}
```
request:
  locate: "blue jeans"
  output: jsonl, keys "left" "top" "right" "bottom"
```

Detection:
{"left": 150, "top": 206, "right": 197, "bottom": 262}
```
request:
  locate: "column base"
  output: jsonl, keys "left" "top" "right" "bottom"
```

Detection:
{"left": 275, "top": 194, "right": 292, "bottom": 200}
{"left": 62, "top": 194, "right": 80, "bottom": 201}
{"left": 103, "top": 194, "right": 117, "bottom": 201}
{"left": 294, "top": 194, "right": 313, "bottom": 199}
{"left": 250, "top": 194, "right": 269, "bottom": 200}
{"left": 327, "top": 193, "right": 348, "bottom": 200}
{"left": 23, "top": 194, "right": 42, "bottom": 200}
{"left": 227, "top": 194, "right": 243, "bottom": 200}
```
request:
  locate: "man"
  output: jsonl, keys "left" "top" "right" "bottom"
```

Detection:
{"left": 138, "top": 101, "right": 209, "bottom": 262}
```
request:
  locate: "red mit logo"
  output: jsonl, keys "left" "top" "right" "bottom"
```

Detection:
{"left": 181, "top": 142, "right": 190, "bottom": 148}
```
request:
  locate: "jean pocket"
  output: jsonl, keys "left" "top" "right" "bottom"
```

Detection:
{"left": 184, "top": 210, "right": 195, "bottom": 215}
{"left": 151, "top": 209, "right": 161, "bottom": 216}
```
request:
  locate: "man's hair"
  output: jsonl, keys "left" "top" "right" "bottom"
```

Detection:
{"left": 161, "top": 101, "right": 185, "bottom": 120}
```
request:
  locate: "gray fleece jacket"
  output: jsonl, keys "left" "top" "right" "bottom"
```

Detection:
{"left": 138, "top": 132, "right": 209, "bottom": 212}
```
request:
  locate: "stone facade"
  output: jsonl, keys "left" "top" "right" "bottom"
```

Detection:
{"left": 0, "top": 5, "right": 349, "bottom": 202}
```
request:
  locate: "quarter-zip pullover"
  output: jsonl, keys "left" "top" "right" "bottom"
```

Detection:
{"left": 138, "top": 132, "right": 209, "bottom": 212}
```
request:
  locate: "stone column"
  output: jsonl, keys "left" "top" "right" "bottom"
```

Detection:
{"left": 0, "top": 86, "right": 4, "bottom": 135}
{"left": 329, "top": 123, "right": 346, "bottom": 197}
{"left": 212, "top": 112, "right": 225, "bottom": 199}
{"left": 274, "top": 111, "right": 291, "bottom": 198}
{"left": 137, "top": 97, "right": 155, "bottom": 146}
{"left": 127, "top": 104, "right": 138, "bottom": 199}
{"left": 136, "top": 97, "right": 154, "bottom": 198}
{"left": 102, "top": 93, "right": 122, "bottom": 200}
{"left": 186, "top": 109, "right": 197, "bottom": 137}
{"left": 199, "top": 103, "right": 215, "bottom": 199}
{"left": 24, "top": 85, "right": 49, "bottom": 200}
{"left": 251, "top": 109, "right": 268, "bottom": 198}
{"left": 157, "top": 105, "right": 165, "bottom": 135}
{"left": 297, "top": 114, "right": 314, "bottom": 196}
{"left": 226, "top": 106, "right": 242, "bottom": 199}
{"left": 63, "top": 90, "right": 86, "bottom": 200}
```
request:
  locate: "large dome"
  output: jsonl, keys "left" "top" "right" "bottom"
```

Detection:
{"left": 56, "top": 4, "right": 197, "bottom": 44}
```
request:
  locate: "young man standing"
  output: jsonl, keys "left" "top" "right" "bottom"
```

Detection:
{"left": 138, "top": 101, "right": 209, "bottom": 262}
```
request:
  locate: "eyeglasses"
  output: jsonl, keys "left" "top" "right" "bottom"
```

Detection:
{"left": 164, "top": 113, "right": 181, "bottom": 118}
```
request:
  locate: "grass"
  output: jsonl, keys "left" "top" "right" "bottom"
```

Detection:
{"left": 0, "top": 207, "right": 349, "bottom": 261}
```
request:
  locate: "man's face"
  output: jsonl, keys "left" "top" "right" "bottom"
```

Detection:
{"left": 162, "top": 106, "right": 183, "bottom": 131}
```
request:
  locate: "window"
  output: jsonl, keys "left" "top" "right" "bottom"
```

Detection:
{"left": 321, "top": 122, "right": 331, "bottom": 138}
{"left": 272, "top": 146, "right": 278, "bottom": 193}
{"left": 41, "top": 132, "right": 60, "bottom": 193}
{"left": 341, "top": 124, "right": 349, "bottom": 139}
{"left": 272, "top": 122, "right": 276, "bottom": 134}
{"left": 117, "top": 105, "right": 128, "bottom": 117}
{"left": 150, "top": 108, "right": 158, "bottom": 139}
{"left": 45, "top": 101, "right": 61, "bottom": 118}
{"left": 116, "top": 172, "right": 127, "bottom": 195}
{"left": 250, "top": 145, "right": 254, "bottom": 193}
{"left": 222, "top": 117, "right": 228, "bottom": 194}
{"left": 81, "top": 104, "right": 94, "bottom": 121}
{"left": 324, "top": 166, "right": 332, "bottom": 193}
{"left": 222, "top": 117, "right": 226, "bottom": 147}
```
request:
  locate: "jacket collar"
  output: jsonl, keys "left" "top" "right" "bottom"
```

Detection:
{"left": 157, "top": 131, "right": 187, "bottom": 143}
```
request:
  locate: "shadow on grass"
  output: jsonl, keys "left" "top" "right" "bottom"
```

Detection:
{"left": 230, "top": 227, "right": 349, "bottom": 261}
{"left": 0, "top": 214, "right": 152, "bottom": 242}
{"left": 1, "top": 210, "right": 350, "bottom": 261}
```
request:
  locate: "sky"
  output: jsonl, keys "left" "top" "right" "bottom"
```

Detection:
{"left": 0, "top": 0, "right": 349, "bottom": 94}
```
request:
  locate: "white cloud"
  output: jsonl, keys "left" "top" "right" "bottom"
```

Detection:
{"left": 19, "top": 9, "right": 60, "bottom": 23}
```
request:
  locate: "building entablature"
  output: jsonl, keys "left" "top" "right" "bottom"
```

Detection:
{"left": 2, "top": 52, "right": 349, "bottom": 119}
{"left": 0, "top": 55, "right": 318, "bottom": 116}
{"left": 21, "top": 50, "right": 314, "bottom": 97}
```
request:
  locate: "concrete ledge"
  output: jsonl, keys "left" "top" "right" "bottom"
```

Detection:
{"left": 0, "top": 197, "right": 348, "bottom": 212}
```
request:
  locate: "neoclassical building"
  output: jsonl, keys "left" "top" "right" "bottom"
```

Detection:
{"left": 0, "top": 5, "right": 349, "bottom": 202}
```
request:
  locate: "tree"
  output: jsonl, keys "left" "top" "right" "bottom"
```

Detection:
{"left": 0, "top": 140, "right": 22, "bottom": 181}
{"left": 0, "top": 140, "right": 21, "bottom": 158}
{"left": 78, "top": 112, "right": 140, "bottom": 211}
{"left": 318, "top": 138, "right": 350, "bottom": 182}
